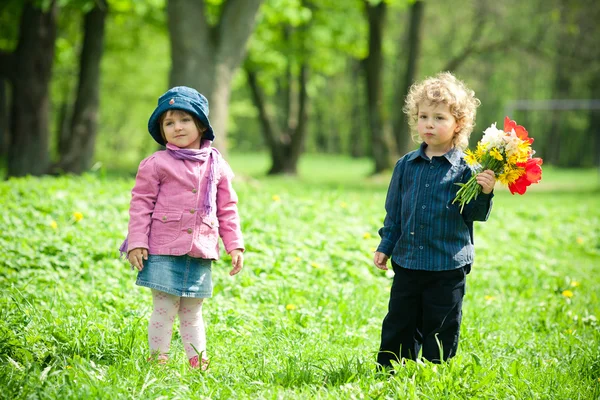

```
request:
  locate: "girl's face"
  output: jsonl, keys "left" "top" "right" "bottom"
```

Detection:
{"left": 416, "top": 101, "right": 460, "bottom": 154}
{"left": 161, "top": 110, "right": 202, "bottom": 149}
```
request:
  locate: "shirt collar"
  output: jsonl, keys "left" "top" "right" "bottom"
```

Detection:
{"left": 407, "top": 142, "right": 463, "bottom": 167}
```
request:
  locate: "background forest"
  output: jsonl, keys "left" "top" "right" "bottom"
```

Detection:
{"left": 0, "top": 0, "right": 599, "bottom": 177}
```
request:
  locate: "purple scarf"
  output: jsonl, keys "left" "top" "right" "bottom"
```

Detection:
{"left": 119, "top": 140, "right": 219, "bottom": 257}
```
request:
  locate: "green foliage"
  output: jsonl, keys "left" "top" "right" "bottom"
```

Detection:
{"left": 0, "top": 157, "right": 599, "bottom": 398}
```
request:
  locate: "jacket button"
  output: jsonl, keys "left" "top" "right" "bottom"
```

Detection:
{"left": 190, "top": 209, "right": 195, "bottom": 214}
{"left": 210, "top": 221, "right": 215, "bottom": 226}
{"left": 162, "top": 216, "right": 167, "bottom": 221}
{"left": 192, "top": 188, "right": 197, "bottom": 193}
{"left": 187, "top": 228, "right": 192, "bottom": 234}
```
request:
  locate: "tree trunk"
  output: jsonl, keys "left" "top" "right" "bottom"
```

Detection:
{"left": 392, "top": 0, "right": 424, "bottom": 156}
{"left": 7, "top": 1, "right": 58, "bottom": 178}
{"left": 167, "top": 0, "right": 263, "bottom": 158}
{"left": 0, "top": 79, "right": 8, "bottom": 164}
{"left": 364, "top": 0, "right": 391, "bottom": 173}
{"left": 246, "top": 62, "right": 309, "bottom": 175}
{"left": 350, "top": 59, "right": 366, "bottom": 158}
{"left": 54, "top": 0, "right": 107, "bottom": 174}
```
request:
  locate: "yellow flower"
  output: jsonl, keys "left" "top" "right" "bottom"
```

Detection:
{"left": 464, "top": 149, "right": 478, "bottom": 166}
{"left": 498, "top": 167, "right": 524, "bottom": 185}
{"left": 310, "top": 262, "right": 320, "bottom": 269}
{"left": 294, "top": 257, "right": 301, "bottom": 262}
{"left": 562, "top": 290, "right": 574, "bottom": 298}
{"left": 516, "top": 143, "right": 531, "bottom": 163}
{"left": 570, "top": 281, "right": 580, "bottom": 287}
{"left": 484, "top": 295, "right": 495, "bottom": 301}
{"left": 340, "top": 202, "right": 348, "bottom": 208}
{"left": 73, "top": 212, "right": 83, "bottom": 222}
{"left": 489, "top": 148, "right": 503, "bottom": 161}
{"left": 475, "top": 143, "right": 486, "bottom": 158}
{"left": 363, "top": 232, "right": 372, "bottom": 239}
{"left": 576, "top": 237, "right": 584, "bottom": 244}
{"left": 285, "top": 304, "right": 297, "bottom": 311}
{"left": 272, "top": 195, "right": 281, "bottom": 202}
{"left": 50, "top": 220, "right": 58, "bottom": 229}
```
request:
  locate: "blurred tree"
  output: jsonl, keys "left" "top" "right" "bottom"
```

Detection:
{"left": 53, "top": 0, "right": 108, "bottom": 174}
{"left": 167, "top": 0, "right": 263, "bottom": 156}
{"left": 0, "top": 0, "right": 57, "bottom": 178}
{"left": 242, "top": 0, "right": 366, "bottom": 174}
{"left": 364, "top": 0, "right": 392, "bottom": 173}
{"left": 391, "top": 0, "right": 423, "bottom": 156}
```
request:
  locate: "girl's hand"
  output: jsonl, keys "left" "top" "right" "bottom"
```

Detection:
{"left": 477, "top": 169, "right": 496, "bottom": 194}
{"left": 229, "top": 249, "right": 244, "bottom": 276}
{"left": 373, "top": 251, "right": 389, "bottom": 271}
{"left": 128, "top": 248, "right": 148, "bottom": 271}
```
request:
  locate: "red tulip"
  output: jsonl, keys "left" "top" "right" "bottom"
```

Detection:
{"left": 508, "top": 157, "right": 543, "bottom": 194}
{"left": 504, "top": 116, "right": 534, "bottom": 144}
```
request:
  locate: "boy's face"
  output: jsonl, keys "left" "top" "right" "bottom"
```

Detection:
{"left": 161, "top": 110, "right": 202, "bottom": 149}
{"left": 416, "top": 101, "right": 460, "bottom": 153}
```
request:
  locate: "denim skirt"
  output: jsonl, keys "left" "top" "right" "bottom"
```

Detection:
{"left": 136, "top": 255, "right": 213, "bottom": 298}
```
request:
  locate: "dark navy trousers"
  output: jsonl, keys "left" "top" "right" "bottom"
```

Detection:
{"left": 377, "top": 262, "right": 468, "bottom": 367}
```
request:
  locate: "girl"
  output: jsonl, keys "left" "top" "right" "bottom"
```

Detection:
{"left": 373, "top": 72, "right": 495, "bottom": 368}
{"left": 120, "top": 86, "right": 245, "bottom": 370}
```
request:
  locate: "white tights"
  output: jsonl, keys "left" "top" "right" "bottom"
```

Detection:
{"left": 148, "top": 289, "right": 206, "bottom": 360}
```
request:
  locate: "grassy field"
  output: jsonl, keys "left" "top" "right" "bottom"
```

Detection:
{"left": 1, "top": 153, "right": 599, "bottom": 399}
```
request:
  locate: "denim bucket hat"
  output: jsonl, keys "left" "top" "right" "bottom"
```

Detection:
{"left": 147, "top": 86, "right": 215, "bottom": 145}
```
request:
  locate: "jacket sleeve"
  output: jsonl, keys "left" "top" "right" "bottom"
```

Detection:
{"left": 376, "top": 158, "right": 404, "bottom": 256}
{"left": 216, "top": 158, "right": 245, "bottom": 253}
{"left": 126, "top": 155, "right": 160, "bottom": 252}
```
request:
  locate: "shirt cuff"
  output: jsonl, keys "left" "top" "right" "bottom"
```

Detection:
{"left": 376, "top": 239, "right": 395, "bottom": 257}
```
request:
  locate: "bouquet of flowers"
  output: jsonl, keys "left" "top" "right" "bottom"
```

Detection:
{"left": 453, "top": 116, "right": 543, "bottom": 212}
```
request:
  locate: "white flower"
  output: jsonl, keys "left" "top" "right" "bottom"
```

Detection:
{"left": 503, "top": 130, "right": 522, "bottom": 158}
{"left": 480, "top": 123, "right": 505, "bottom": 151}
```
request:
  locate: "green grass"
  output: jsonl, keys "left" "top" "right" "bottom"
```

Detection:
{"left": 1, "top": 154, "right": 599, "bottom": 399}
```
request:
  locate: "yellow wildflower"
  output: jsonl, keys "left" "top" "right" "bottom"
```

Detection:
{"left": 464, "top": 149, "right": 478, "bottom": 166}
{"left": 576, "top": 237, "right": 584, "bottom": 244}
{"left": 73, "top": 212, "right": 83, "bottom": 222}
{"left": 272, "top": 195, "right": 281, "bottom": 202}
{"left": 363, "top": 232, "right": 372, "bottom": 239}
{"left": 310, "top": 262, "right": 320, "bottom": 269}
{"left": 484, "top": 295, "right": 495, "bottom": 301}
{"left": 498, "top": 167, "right": 524, "bottom": 185}
{"left": 340, "top": 202, "right": 348, "bottom": 208}
{"left": 562, "top": 290, "right": 574, "bottom": 298}
{"left": 285, "top": 304, "right": 297, "bottom": 311}
{"left": 50, "top": 220, "right": 58, "bottom": 229}
{"left": 570, "top": 281, "right": 580, "bottom": 287}
{"left": 475, "top": 142, "right": 486, "bottom": 158}
{"left": 489, "top": 148, "right": 503, "bottom": 161}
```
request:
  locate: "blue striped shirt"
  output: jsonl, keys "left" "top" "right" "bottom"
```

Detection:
{"left": 377, "top": 143, "right": 493, "bottom": 271}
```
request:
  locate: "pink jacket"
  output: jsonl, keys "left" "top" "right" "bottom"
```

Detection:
{"left": 125, "top": 146, "right": 244, "bottom": 260}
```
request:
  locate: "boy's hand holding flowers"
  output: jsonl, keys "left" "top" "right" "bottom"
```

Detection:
{"left": 476, "top": 170, "right": 496, "bottom": 194}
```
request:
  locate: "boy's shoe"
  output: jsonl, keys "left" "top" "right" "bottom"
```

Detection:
{"left": 189, "top": 355, "right": 210, "bottom": 371}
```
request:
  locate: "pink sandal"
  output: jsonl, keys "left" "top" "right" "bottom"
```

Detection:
{"left": 148, "top": 354, "right": 169, "bottom": 364}
{"left": 189, "top": 355, "right": 210, "bottom": 371}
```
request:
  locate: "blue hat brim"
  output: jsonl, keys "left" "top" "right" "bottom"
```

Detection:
{"left": 148, "top": 98, "right": 215, "bottom": 146}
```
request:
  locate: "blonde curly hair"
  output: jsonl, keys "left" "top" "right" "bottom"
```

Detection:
{"left": 403, "top": 72, "right": 481, "bottom": 151}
